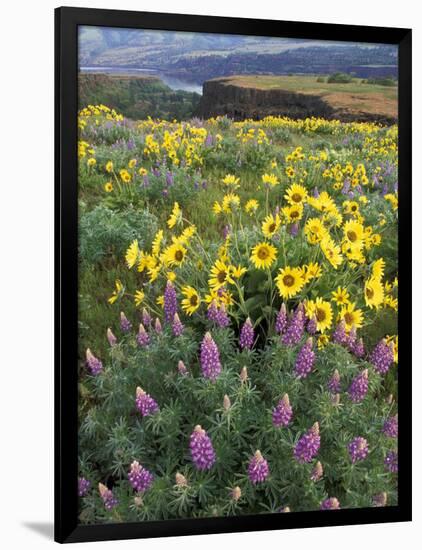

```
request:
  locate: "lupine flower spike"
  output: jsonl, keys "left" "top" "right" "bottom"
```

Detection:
{"left": 239, "top": 317, "right": 254, "bottom": 350}
{"left": 248, "top": 450, "right": 269, "bottom": 484}
{"left": 327, "top": 369, "right": 341, "bottom": 393}
{"left": 275, "top": 303, "right": 288, "bottom": 335}
{"left": 200, "top": 332, "right": 222, "bottom": 381}
{"left": 320, "top": 497, "right": 340, "bottom": 510}
{"left": 384, "top": 450, "right": 398, "bottom": 473}
{"left": 189, "top": 425, "right": 216, "bottom": 470}
{"left": 370, "top": 339, "right": 394, "bottom": 375}
{"left": 348, "top": 437, "right": 369, "bottom": 463}
{"left": 128, "top": 461, "right": 154, "bottom": 492}
{"left": 272, "top": 394, "right": 293, "bottom": 427}
{"left": 78, "top": 477, "right": 90, "bottom": 497}
{"left": 348, "top": 369, "right": 369, "bottom": 403}
{"left": 120, "top": 311, "right": 132, "bottom": 333}
{"left": 107, "top": 328, "right": 117, "bottom": 346}
{"left": 382, "top": 415, "right": 398, "bottom": 438}
{"left": 98, "top": 483, "right": 118, "bottom": 510}
{"left": 172, "top": 313, "right": 184, "bottom": 336}
{"left": 282, "top": 307, "right": 305, "bottom": 346}
{"left": 137, "top": 323, "right": 150, "bottom": 347}
{"left": 310, "top": 461, "right": 323, "bottom": 482}
{"left": 177, "top": 360, "right": 188, "bottom": 376}
{"left": 294, "top": 337, "right": 315, "bottom": 379}
{"left": 86, "top": 348, "right": 103, "bottom": 375}
{"left": 154, "top": 317, "right": 162, "bottom": 334}
{"left": 294, "top": 422, "right": 320, "bottom": 463}
{"left": 142, "top": 307, "right": 152, "bottom": 327}
{"left": 164, "top": 281, "right": 178, "bottom": 323}
{"left": 135, "top": 387, "right": 159, "bottom": 417}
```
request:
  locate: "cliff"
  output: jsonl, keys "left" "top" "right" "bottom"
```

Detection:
{"left": 196, "top": 76, "right": 397, "bottom": 124}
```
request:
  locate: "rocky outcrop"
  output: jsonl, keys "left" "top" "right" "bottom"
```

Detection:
{"left": 197, "top": 77, "right": 397, "bottom": 124}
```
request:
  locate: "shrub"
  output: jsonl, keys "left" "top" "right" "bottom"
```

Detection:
{"left": 327, "top": 72, "right": 353, "bottom": 84}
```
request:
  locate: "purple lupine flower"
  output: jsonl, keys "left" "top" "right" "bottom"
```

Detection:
{"left": 293, "top": 422, "right": 320, "bottom": 463}
{"left": 165, "top": 171, "right": 174, "bottom": 186}
{"left": 98, "top": 483, "right": 118, "bottom": 510}
{"left": 248, "top": 450, "right": 269, "bottom": 484}
{"left": 207, "top": 300, "right": 219, "bottom": 323}
{"left": 345, "top": 326, "right": 357, "bottom": 352}
{"left": 327, "top": 369, "right": 341, "bottom": 393}
{"left": 222, "top": 224, "right": 231, "bottom": 239}
{"left": 306, "top": 315, "right": 317, "bottom": 335}
{"left": 200, "top": 332, "right": 222, "bottom": 381}
{"left": 352, "top": 337, "right": 365, "bottom": 358}
{"left": 290, "top": 222, "right": 299, "bottom": 237}
{"left": 275, "top": 303, "right": 288, "bottom": 334}
{"left": 86, "top": 348, "right": 103, "bottom": 375}
{"left": 136, "top": 323, "right": 150, "bottom": 347}
{"left": 311, "top": 461, "right": 323, "bottom": 482}
{"left": 239, "top": 318, "right": 254, "bottom": 350}
{"left": 164, "top": 281, "right": 178, "bottom": 323}
{"left": 348, "top": 437, "right": 369, "bottom": 463}
{"left": 382, "top": 415, "right": 398, "bottom": 438}
{"left": 272, "top": 394, "right": 293, "bottom": 427}
{"left": 142, "top": 308, "right": 152, "bottom": 327}
{"left": 135, "top": 387, "right": 159, "bottom": 417}
{"left": 78, "top": 477, "right": 90, "bottom": 497}
{"left": 128, "top": 461, "right": 154, "bottom": 492}
{"left": 348, "top": 369, "right": 369, "bottom": 403}
{"left": 172, "top": 313, "right": 184, "bottom": 337}
{"left": 154, "top": 318, "right": 162, "bottom": 334}
{"left": 320, "top": 497, "right": 340, "bottom": 510}
{"left": 178, "top": 360, "right": 188, "bottom": 376}
{"left": 373, "top": 492, "right": 388, "bottom": 507}
{"left": 384, "top": 450, "right": 398, "bottom": 473}
{"left": 332, "top": 319, "right": 347, "bottom": 345}
{"left": 313, "top": 186, "right": 320, "bottom": 198}
{"left": 120, "top": 311, "right": 132, "bottom": 333}
{"left": 143, "top": 174, "right": 150, "bottom": 187}
{"left": 282, "top": 307, "right": 305, "bottom": 346}
{"left": 107, "top": 328, "right": 117, "bottom": 347}
{"left": 215, "top": 303, "right": 230, "bottom": 327}
{"left": 189, "top": 425, "right": 216, "bottom": 470}
{"left": 294, "top": 338, "right": 315, "bottom": 379}
{"left": 370, "top": 339, "right": 394, "bottom": 375}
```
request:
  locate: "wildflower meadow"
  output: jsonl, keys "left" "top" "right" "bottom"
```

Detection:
{"left": 77, "top": 105, "right": 398, "bottom": 524}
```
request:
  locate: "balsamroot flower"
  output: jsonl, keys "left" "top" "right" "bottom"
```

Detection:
{"left": 248, "top": 450, "right": 269, "bottom": 484}
{"left": 200, "top": 332, "right": 222, "bottom": 381}
{"left": 294, "top": 422, "right": 320, "bottom": 463}
{"left": 310, "top": 461, "right": 323, "bottom": 482}
{"left": 128, "top": 461, "right": 154, "bottom": 492}
{"left": 177, "top": 360, "right": 188, "bottom": 376}
{"left": 370, "top": 339, "right": 394, "bottom": 375}
{"left": 98, "top": 483, "right": 118, "bottom": 510}
{"left": 272, "top": 394, "right": 293, "bottom": 427}
{"left": 189, "top": 425, "right": 216, "bottom": 470}
{"left": 294, "top": 338, "right": 315, "bottom": 379}
{"left": 348, "top": 436, "right": 369, "bottom": 463}
{"left": 320, "top": 497, "right": 340, "bottom": 510}
{"left": 347, "top": 369, "right": 369, "bottom": 403}
{"left": 282, "top": 306, "right": 305, "bottom": 346}
{"left": 164, "top": 281, "right": 178, "bottom": 323}
{"left": 327, "top": 369, "right": 341, "bottom": 393}
{"left": 275, "top": 303, "right": 288, "bottom": 334}
{"left": 135, "top": 387, "right": 159, "bottom": 417}
{"left": 382, "top": 415, "right": 398, "bottom": 438}
{"left": 136, "top": 323, "right": 150, "bottom": 347}
{"left": 172, "top": 313, "right": 184, "bottom": 336}
{"left": 86, "top": 348, "right": 103, "bottom": 375}
{"left": 384, "top": 450, "right": 398, "bottom": 473}
{"left": 239, "top": 317, "right": 254, "bottom": 350}
{"left": 78, "top": 477, "right": 90, "bottom": 497}
{"left": 120, "top": 311, "right": 132, "bottom": 333}
{"left": 107, "top": 328, "right": 117, "bottom": 347}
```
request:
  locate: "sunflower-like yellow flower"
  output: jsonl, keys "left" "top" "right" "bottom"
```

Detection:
{"left": 167, "top": 202, "right": 182, "bottom": 229}
{"left": 261, "top": 173, "right": 279, "bottom": 187}
{"left": 302, "top": 262, "right": 322, "bottom": 283}
{"left": 138, "top": 167, "right": 148, "bottom": 176}
{"left": 364, "top": 277, "right": 385, "bottom": 309}
{"left": 209, "top": 259, "right": 234, "bottom": 290}
{"left": 222, "top": 193, "right": 240, "bottom": 213}
{"left": 306, "top": 297, "right": 333, "bottom": 333}
{"left": 213, "top": 201, "right": 222, "bottom": 215}
{"left": 339, "top": 302, "right": 364, "bottom": 331}
{"left": 304, "top": 217, "right": 327, "bottom": 244}
{"left": 119, "top": 169, "right": 131, "bottom": 183}
{"left": 134, "top": 290, "right": 145, "bottom": 307}
{"left": 384, "top": 193, "right": 398, "bottom": 211}
{"left": 386, "top": 335, "right": 398, "bottom": 363}
{"left": 275, "top": 266, "right": 305, "bottom": 299}
{"left": 308, "top": 191, "right": 336, "bottom": 213}
{"left": 138, "top": 252, "right": 156, "bottom": 273}
{"left": 128, "top": 158, "right": 137, "bottom": 169}
{"left": 250, "top": 242, "right": 277, "bottom": 270}
{"left": 331, "top": 286, "right": 350, "bottom": 306}
{"left": 161, "top": 242, "right": 187, "bottom": 267}
{"left": 282, "top": 203, "right": 304, "bottom": 223}
{"left": 261, "top": 213, "right": 281, "bottom": 238}
{"left": 222, "top": 174, "right": 240, "bottom": 188}
{"left": 320, "top": 236, "right": 343, "bottom": 269}
{"left": 343, "top": 220, "right": 365, "bottom": 248}
{"left": 232, "top": 265, "right": 247, "bottom": 278}
{"left": 105, "top": 160, "right": 113, "bottom": 173}
{"left": 245, "top": 199, "right": 259, "bottom": 215}
{"left": 104, "top": 182, "right": 113, "bottom": 193}
{"left": 284, "top": 183, "right": 308, "bottom": 205}
{"left": 87, "top": 157, "right": 96, "bottom": 167}
{"left": 125, "top": 240, "right": 140, "bottom": 269}
{"left": 108, "top": 279, "right": 124, "bottom": 305}
{"left": 152, "top": 230, "right": 164, "bottom": 257}
{"left": 372, "top": 258, "right": 386, "bottom": 280}
{"left": 181, "top": 286, "right": 201, "bottom": 315}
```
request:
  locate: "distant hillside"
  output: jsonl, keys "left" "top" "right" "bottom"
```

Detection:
{"left": 197, "top": 75, "right": 397, "bottom": 124}
{"left": 79, "top": 73, "right": 200, "bottom": 120}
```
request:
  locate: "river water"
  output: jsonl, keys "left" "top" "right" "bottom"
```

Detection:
{"left": 79, "top": 67, "right": 203, "bottom": 95}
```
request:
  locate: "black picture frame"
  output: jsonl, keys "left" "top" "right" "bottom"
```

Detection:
{"left": 55, "top": 6, "right": 412, "bottom": 543}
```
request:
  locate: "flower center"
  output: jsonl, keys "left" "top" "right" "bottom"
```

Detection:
{"left": 217, "top": 271, "right": 227, "bottom": 283}
{"left": 268, "top": 223, "right": 276, "bottom": 233}
{"left": 366, "top": 287, "right": 374, "bottom": 299}
{"left": 190, "top": 295, "right": 198, "bottom": 306}
{"left": 283, "top": 274, "right": 295, "bottom": 287}
{"left": 175, "top": 250, "right": 184, "bottom": 262}
{"left": 292, "top": 193, "right": 302, "bottom": 203}
{"left": 257, "top": 247, "right": 269, "bottom": 260}
{"left": 347, "top": 230, "right": 357, "bottom": 242}
{"left": 316, "top": 307, "right": 326, "bottom": 322}
{"left": 344, "top": 312, "right": 353, "bottom": 325}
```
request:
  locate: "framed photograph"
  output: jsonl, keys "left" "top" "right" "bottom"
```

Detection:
{"left": 55, "top": 6, "right": 411, "bottom": 543}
